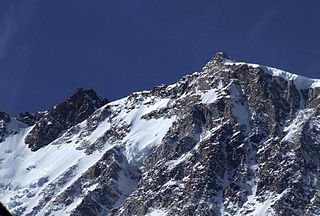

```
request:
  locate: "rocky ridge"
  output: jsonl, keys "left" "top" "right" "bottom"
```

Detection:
{"left": 0, "top": 52, "right": 319, "bottom": 216}
{"left": 24, "top": 88, "right": 108, "bottom": 151}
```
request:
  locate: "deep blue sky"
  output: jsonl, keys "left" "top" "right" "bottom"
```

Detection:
{"left": 1, "top": 0, "right": 320, "bottom": 114}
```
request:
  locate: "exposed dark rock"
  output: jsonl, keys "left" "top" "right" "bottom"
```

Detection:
{"left": 0, "top": 111, "right": 10, "bottom": 142}
{"left": 24, "top": 88, "right": 108, "bottom": 151}
{"left": 16, "top": 112, "right": 45, "bottom": 126}
{"left": 0, "top": 111, "right": 10, "bottom": 123}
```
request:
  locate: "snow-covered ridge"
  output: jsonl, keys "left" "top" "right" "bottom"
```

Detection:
{"left": 0, "top": 93, "right": 176, "bottom": 215}
{"left": 223, "top": 59, "right": 320, "bottom": 90}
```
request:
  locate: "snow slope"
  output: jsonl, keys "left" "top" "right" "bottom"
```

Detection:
{"left": 0, "top": 94, "right": 176, "bottom": 215}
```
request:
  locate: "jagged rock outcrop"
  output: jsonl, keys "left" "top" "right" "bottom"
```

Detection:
{"left": 0, "top": 53, "right": 319, "bottom": 216}
{"left": 24, "top": 88, "right": 108, "bottom": 151}
{"left": 0, "top": 111, "right": 10, "bottom": 142}
{"left": 16, "top": 112, "right": 45, "bottom": 127}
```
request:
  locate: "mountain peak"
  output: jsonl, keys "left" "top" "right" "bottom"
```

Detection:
{"left": 68, "top": 88, "right": 108, "bottom": 109}
{"left": 213, "top": 51, "right": 232, "bottom": 61}
{"left": 24, "top": 88, "right": 108, "bottom": 151}
{"left": 202, "top": 51, "right": 232, "bottom": 71}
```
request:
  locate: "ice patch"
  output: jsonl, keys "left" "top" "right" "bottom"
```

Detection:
{"left": 230, "top": 82, "right": 250, "bottom": 132}
{"left": 146, "top": 208, "right": 168, "bottom": 216}
{"left": 201, "top": 89, "right": 219, "bottom": 104}
{"left": 282, "top": 109, "right": 314, "bottom": 142}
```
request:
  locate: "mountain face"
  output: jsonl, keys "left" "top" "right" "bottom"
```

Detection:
{"left": 0, "top": 52, "right": 320, "bottom": 216}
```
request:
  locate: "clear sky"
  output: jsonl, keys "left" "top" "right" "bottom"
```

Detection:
{"left": 1, "top": 0, "right": 320, "bottom": 114}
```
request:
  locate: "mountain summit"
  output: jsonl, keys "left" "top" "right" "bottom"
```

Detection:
{"left": 0, "top": 53, "right": 319, "bottom": 215}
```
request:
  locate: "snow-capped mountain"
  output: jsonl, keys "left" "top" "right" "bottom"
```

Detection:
{"left": 0, "top": 52, "right": 320, "bottom": 216}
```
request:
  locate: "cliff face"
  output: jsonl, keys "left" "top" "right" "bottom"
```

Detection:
{"left": 0, "top": 53, "right": 319, "bottom": 216}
